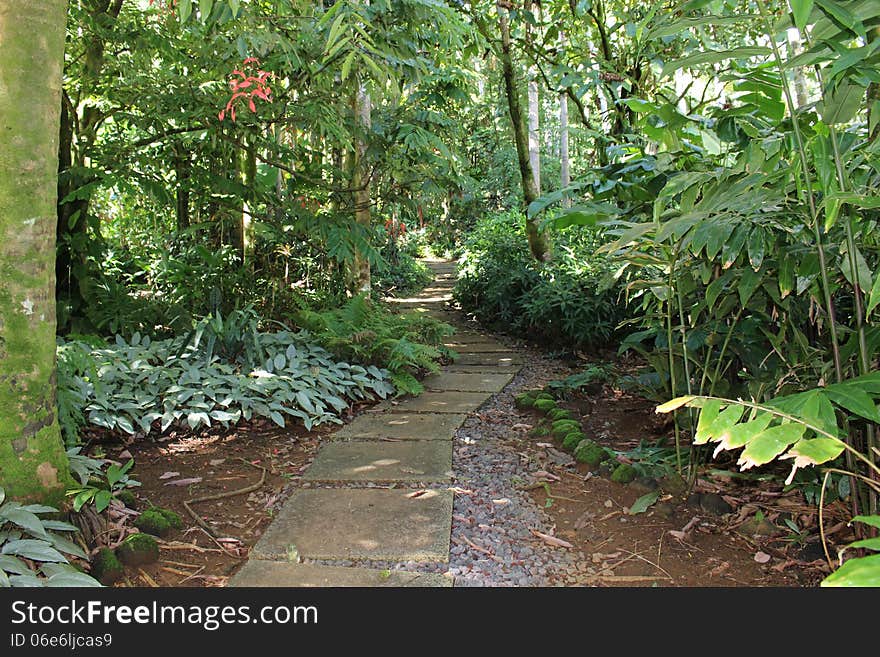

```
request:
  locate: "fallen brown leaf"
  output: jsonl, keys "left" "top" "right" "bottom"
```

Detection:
{"left": 530, "top": 529, "right": 574, "bottom": 549}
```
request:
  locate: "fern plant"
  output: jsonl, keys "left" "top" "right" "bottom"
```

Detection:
{"left": 294, "top": 295, "right": 455, "bottom": 395}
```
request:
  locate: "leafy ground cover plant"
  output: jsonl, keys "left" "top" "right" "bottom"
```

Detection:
{"left": 0, "top": 487, "right": 101, "bottom": 587}
{"left": 57, "top": 311, "right": 397, "bottom": 441}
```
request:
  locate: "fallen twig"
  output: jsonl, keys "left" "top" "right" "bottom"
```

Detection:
{"left": 183, "top": 458, "right": 267, "bottom": 538}
{"left": 584, "top": 574, "right": 672, "bottom": 583}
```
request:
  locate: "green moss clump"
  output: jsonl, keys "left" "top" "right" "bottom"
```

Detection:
{"left": 550, "top": 419, "right": 581, "bottom": 438}
{"left": 573, "top": 439, "right": 596, "bottom": 462}
{"left": 578, "top": 444, "right": 610, "bottom": 466}
{"left": 547, "top": 408, "right": 571, "bottom": 421}
{"left": 134, "top": 509, "right": 172, "bottom": 537}
{"left": 514, "top": 393, "right": 536, "bottom": 410}
{"left": 562, "top": 432, "right": 587, "bottom": 452}
{"left": 116, "top": 533, "right": 159, "bottom": 566}
{"left": 610, "top": 463, "right": 638, "bottom": 484}
{"left": 535, "top": 392, "right": 555, "bottom": 402}
{"left": 156, "top": 507, "right": 184, "bottom": 530}
{"left": 115, "top": 490, "right": 138, "bottom": 509}
{"left": 90, "top": 548, "right": 124, "bottom": 586}
{"left": 534, "top": 399, "right": 557, "bottom": 412}
{"left": 530, "top": 424, "right": 551, "bottom": 438}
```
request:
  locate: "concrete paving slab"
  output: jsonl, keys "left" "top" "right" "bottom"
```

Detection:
{"left": 422, "top": 371, "right": 514, "bottom": 392}
{"left": 230, "top": 561, "right": 452, "bottom": 587}
{"left": 376, "top": 390, "right": 490, "bottom": 414}
{"left": 453, "top": 352, "right": 523, "bottom": 367}
{"left": 445, "top": 341, "right": 514, "bottom": 353}
{"left": 251, "top": 489, "right": 453, "bottom": 561}
{"left": 336, "top": 412, "right": 467, "bottom": 440}
{"left": 303, "top": 440, "right": 453, "bottom": 482}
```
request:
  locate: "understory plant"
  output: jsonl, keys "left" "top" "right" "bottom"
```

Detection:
{"left": 294, "top": 294, "right": 455, "bottom": 395}
{"left": 454, "top": 210, "right": 630, "bottom": 351}
{"left": 0, "top": 487, "right": 101, "bottom": 587}
{"left": 56, "top": 309, "right": 397, "bottom": 440}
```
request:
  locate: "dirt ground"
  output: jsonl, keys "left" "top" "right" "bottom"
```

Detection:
{"left": 520, "top": 385, "right": 845, "bottom": 587}
{"left": 93, "top": 375, "right": 844, "bottom": 587}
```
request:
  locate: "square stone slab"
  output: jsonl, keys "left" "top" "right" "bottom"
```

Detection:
{"left": 378, "top": 390, "right": 490, "bottom": 414}
{"left": 251, "top": 489, "right": 453, "bottom": 561}
{"left": 230, "top": 562, "right": 452, "bottom": 587}
{"left": 453, "top": 353, "right": 523, "bottom": 367}
{"left": 336, "top": 412, "right": 467, "bottom": 440}
{"left": 304, "top": 440, "right": 453, "bottom": 482}
{"left": 422, "top": 371, "right": 514, "bottom": 393}
{"left": 445, "top": 341, "right": 514, "bottom": 353}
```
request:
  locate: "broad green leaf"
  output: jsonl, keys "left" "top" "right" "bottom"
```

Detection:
{"left": 846, "top": 537, "right": 880, "bottom": 552}
{"left": 115, "top": 416, "right": 135, "bottom": 435}
{"left": 47, "top": 533, "right": 88, "bottom": 560}
{"left": 785, "top": 436, "right": 845, "bottom": 466}
{"left": 821, "top": 554, "right": 880, "bottom": 586}
{"left": 851, "top": 515, "right": 880, "bottom": 530}
{"left": 746, "top": 229, "right": 765, "bottom": 270}
{"left": 46, "top": 571, "right": 102, "bottom": 587}
{"left": 818, "top": 79, "right": 866, "bottom": 125}
{"left": 1, "top": 539, "right": 67, "bottom": 563}
{"left": 0, "top": 555, "right": 30, "bottom": 575}
{"left": 694, "top": 399, "right": 723, "bottom": 444}
{"left": 656, "top": 396, "right": 696, "bottom": 413}
{"left": 661, "top": 47, "right": 771, "bottom": 78}
{"left": 738, "top": 267, "right": 763, "bottom": 306}
{"left": 627, "top": 491, "right": 660, "bottom": 515}
{"left": 778, "top": 255, "right": 795, "bottom": 298}
{"left": 178, "top": 0, "right": 193, "bottom": 23}
{"left": 0, "top": 507, "right": 48, "bottom": 540}
{"left": 738, "top": 423, "right": 806, "bottom": 470}
{"left": 824, "top": 383, "right": 880, "bottom": 422}
{"left": 269, "top": 411, "right": 285, "bottom": 427}
{"left": 94, "top": 490, "right": 113, "bottom": 513}
{"left": 790, "top": 0, "right": 814, "bottom": 30}
{"left": 815, "top": 0, "right": 865, "bottom": 37}
{"left": 199, "top": 0, "right": 214, "bottom": 18}
{"left": 839, "top": 243, "right": 872, "bottom": 293}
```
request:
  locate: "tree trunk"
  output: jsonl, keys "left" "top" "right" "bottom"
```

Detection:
{"left": 559, "top": 92, "right": 570, "bottom": 207}
{"left": 0, "top": 0, "right": 72, "bottom": 503}
{"left": 787, "top": 28, "right": 809, "bottom": 109}
{"left": 497, "top": 3, "right": 551, "bottom": 261}
{"left": 349, "top": 85, "right": 372, "bottom": 294}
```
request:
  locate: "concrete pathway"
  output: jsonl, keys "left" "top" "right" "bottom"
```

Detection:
{"left": 230, "top": 260, "right": 520, "bottom": 587}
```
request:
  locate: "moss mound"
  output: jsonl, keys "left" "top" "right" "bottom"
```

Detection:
{"left": 90, "top": 548, "right": 124, "bottom": 586}
{"left": 577, "top": 443, "right": 610, "bottom": 466}
{"left": 611, "top": 463, "right": 638, "bottom": 484}
{"left": 535, "top": 392, "right": 555, "bottom": 402}
{"left": 562, "top": 432, "right": 587, "bottom": 452}
{"left": 116, "top": 533, "right": 159, "bottom": 566}
{"left": 514, "top": 393, "right": 536, "bottom": 410}
{"left": 156, "top": 507, "right": 184, "bottom": 530}
{"left": 550, "top": 419, "right": 581, "bottom": 438}
{"left": 134, "top": 509, "right": 173, "bottom": 537}
{"left": 547, "top": 408, "right": 571, "bottom": 421}
{"left": 534, "top": 398, "right": 557, "bottom": 412}
{"left": 530, "top": 424, "right": 551, "bottom": 438}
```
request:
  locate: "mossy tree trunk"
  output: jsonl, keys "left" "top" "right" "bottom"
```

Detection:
{"left": 0, "top": 0, "right": 73, "bottom": 503}
{"left": 497, "top": 2, "right": 551, "bottom": 262}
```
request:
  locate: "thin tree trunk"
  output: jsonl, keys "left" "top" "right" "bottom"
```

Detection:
{"left": 787, "top": 28, "right": 809, "bottom": 109}
{"left": 174, "top": 146, "right": 191, "bottom": 231}
{"left": 497, "top": 2, "right": 551, "bottom": 261}
{"left": 350, "top": 85, "right": 372, "bottom": 294}
{"left": 560, "top": 92, "right": 570, "bottom": 207}
{"left": 0, "top": 0, "right": 72, "bottom": 503}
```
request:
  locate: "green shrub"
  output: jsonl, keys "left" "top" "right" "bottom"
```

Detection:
{"left": 454, "top": 211, "right": 631, "bottom": 350}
